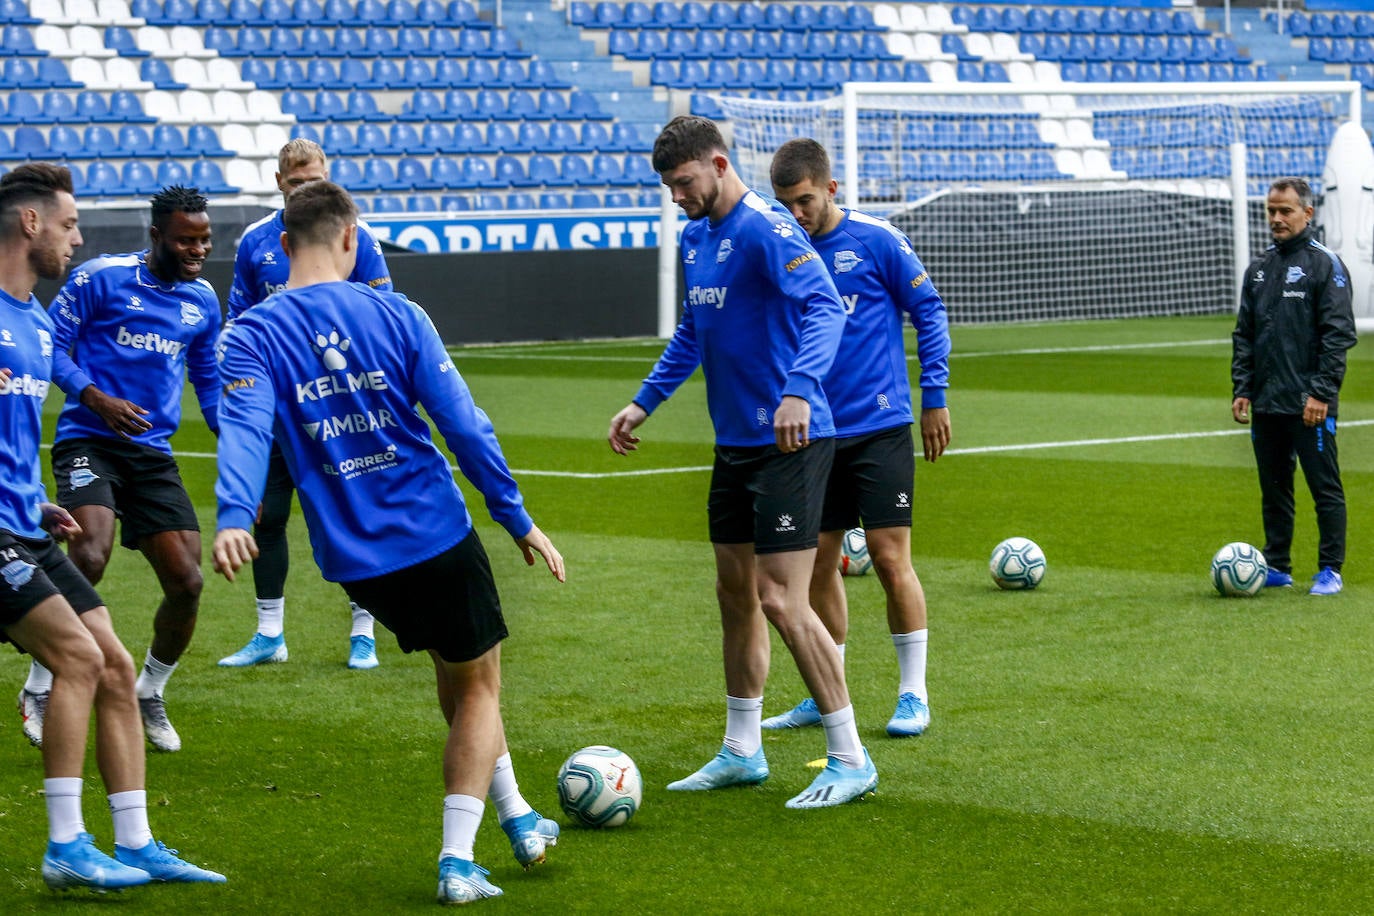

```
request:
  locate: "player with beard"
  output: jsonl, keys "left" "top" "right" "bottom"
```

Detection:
{"left": 16, "top": 186, "right": 221, "bottom": 754}
{"left": 0, "top": 164, "right": 224, "bottom": 890}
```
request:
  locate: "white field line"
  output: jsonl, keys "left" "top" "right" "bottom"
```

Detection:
{"left": 450, "top": 337, "right": 1233, "bottom": 363}
{"left": 75, "top": 418, "right": 1374, "bottom": 481}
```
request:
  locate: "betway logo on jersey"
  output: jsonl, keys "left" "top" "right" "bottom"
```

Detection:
{"left": 295, "top": 369, "right": 389, "bottom": 403}
{"left": 0, "top": 373, "right": 49, "bottom": 398}
{"left": 116, "top": 326, "right": 184, "bottom": 358}
{"left": 303, "top": 408, "right": 397, "bottom": 441}
{"left": 688, "top": 285, "right": 728, "bottom": 309}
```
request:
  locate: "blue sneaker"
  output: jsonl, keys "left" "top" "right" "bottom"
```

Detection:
{"left": 785, "top": 749, "right": 879, "bottom": 809}
{"left": 761, "top": 697, "right": 821, "bottom": 729}
{"left": 885, "top": 692, "right": 931, "bottom": 738}
{"left": 347, "top": 635, "right": 379, "bottom": 670}
{"left": 437, "top": 857, "right": 502, "bottom": 905}
{"left": 114, "top": 839, "right": 226, "bottom": 883}
{"left": 42, "top": 832, "right": 152, "bottom": 891}
{"left": 1310, "top": 567, "right": 1343, "bottom": 596}
{"left": 218, "top": 633, "right": 287, "bottom": 667}
{"left": 499, "top": 810, "right": 559, "bottom": 869}
{"left": 1265, "top": 569, "right": 1293, "bottom": 588}
{"left": 666, "top": 744, "right": 768, "bottom": 791}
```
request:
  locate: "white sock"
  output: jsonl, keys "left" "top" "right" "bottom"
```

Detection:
{"left": 820, "top": 705, "right": 865, "bottom": 769}
{"left": 723, "top": 695, "right": 763, "bottom": 757}
{"left": 892, "top": 629, "right": 928, "bottom": 700}
{"left": 349, "top": 602, "right": 376, "bottom": 639}
{"left": 134, "top": 651, "right": 176, "bottom": 700}
{"left": 257, "top": 598, "right": 285, "bottom": 638}
{"left": 440, "top": 794, "right": 485, "bottom": 862}
{"left": 44, "top": 777, "right": 84, "bottom": 844}
{"left": 25, "top": 659, "right": 53, "bottom": 695}
{"left": 108, "top": 789, "right": 152, "bottom": 851}
{"left": 488, "top": 753, "right": 533, "bottom": 823}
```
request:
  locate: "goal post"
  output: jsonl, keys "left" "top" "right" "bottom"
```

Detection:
{"left": 711, "top": 82, "right": 1362, "bottom": 324}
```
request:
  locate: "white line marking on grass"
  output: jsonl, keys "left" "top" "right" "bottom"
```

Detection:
{"left": 448, "top": 337, "right": 1234, "bottom": 363}
{"left": 141, "top": 418, "right": 1374, "bottom": 480}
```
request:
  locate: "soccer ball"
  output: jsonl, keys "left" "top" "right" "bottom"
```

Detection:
{"left": 556, "top": 745, "right": 642, "bottom": 828}
{"left": 1210, "top": 542, "right": 1267, "bottom": 597}
{"left": 838, "top": 527, "right": 872, "bottom": 576}
{"left": 989, "top": 537, "right": 1046, "bottom": 590}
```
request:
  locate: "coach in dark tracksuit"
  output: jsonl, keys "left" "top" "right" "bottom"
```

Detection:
{"left": 1232, "top": 177, "right": 1357, "bottom": 596}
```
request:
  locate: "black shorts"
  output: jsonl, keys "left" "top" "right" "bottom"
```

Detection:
{"left": 51, "top": 437, "right": 200, "bottom": 550}
{"left": 0, "top": 531, "right": 104, "bottom": 649}
{"left": 340, "top": 530, "right": 508, "bottom": 664}
{"left": 820, "top": 425, "right": 916, "bottom": 532}
{"left": 707, "top": 438, "right": 834, "bottom": 554}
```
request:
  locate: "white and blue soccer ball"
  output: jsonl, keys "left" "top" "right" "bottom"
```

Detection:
{"left": 1210, "top": 542, "right": 1267, "bottom": 597}
{"left": 839, "top": 527, "right": 872, "bottom": 576}
{"left": 989, "top": 537, "right": 1047, "bottom": 590}
{"left": 556, "top": 745, "right": 642, "bottom": 828}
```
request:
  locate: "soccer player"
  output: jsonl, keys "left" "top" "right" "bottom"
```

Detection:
{"left": 761, "top": 138, "right": 951, "bottom": 738}
{"left": 608, "top": 116, "right": 877, "bottom": 809}
{"left": 0, "top": 163, "right": 224, "bottom": 890}
{"left": 211, "top": 180, "right": 565, "bottom": 904}
{"left": 17, "top": 185, "right": 220, "bottom": 754}
{"left": 218, "top": 138, "right": 393, "bottom": 671}
{"left": 1232, "top": 177, "right": 1356, "bottom": 595}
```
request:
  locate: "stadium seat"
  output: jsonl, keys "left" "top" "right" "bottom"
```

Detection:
{"left": 512, "top": 120, "right": 548, "bottom": 152}
{"left": 527, "top": 153, "right": 559, "bottom": 185}
{"left": 82, "top": 161, "right": 123, "bottom": 196}
{"left": 493, "top": 153, "right": 533, "bottom": 187}
{"left": 459, "top": 155, "right": 495, "bottom": 188}
{"left": 559, "top": 153, "right": 595, "bottom": 186}
{"left": 119, "top": 160, "right": 158, "bottom": 194}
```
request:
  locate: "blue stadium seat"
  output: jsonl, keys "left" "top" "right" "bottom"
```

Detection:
{"left": 188, "top": 123, "right": 231, "bottom": 156}
{"left": 151, "top": 123, "right": 192, "bottom": 156}
{"left": 82, "top": 161, "right": 124, "bottom": 197}
{"left": 494, "top": 153, "right": 533, "bottom": 187}
{"left": 116, "top": 124, "right": 153, "bottom": 156}
{"left": 591, "top": 153, "right": 629, "bottom": 186}
{"left": 459, "top": 155, "right": 496, "bottom": 187}
{"left": 450, "top": 122, "right": 483, "bottom": 151}
{"left": 526, "top": 153, "right": 559, "bottom": 185}
{"left": 73, "top": 90, "right": 108, "bottom": 122}
{"left": 356, "top": 158, "right": 407, "bottom": 192}
{"left": 353, "top": 122, "right": 388, "bottom": 154}
{"left": 622, "top": 154, "right": 655, "bottom": 186}
{"left": 48, "top": 124, "right": 85, "bottom": 159}
{"left": 156, "top": 159, "right": 191, "bottom": 187}
{"left": 427, "top": 155, "right": 461, "bottom": 188}
{"left": 560, "top": 153, "right": 595, "bottom": 186}
{"left": 396, "top": 156, "right": 437, "bottom": 190}
{"left": 570, "top": 190, "right": 601, "bottom": 208}
{"left": 80, "top": 124, "right": 117, "bottom": 156}
{"left": 121, "top": 161, "right": 160, "bottom": 195}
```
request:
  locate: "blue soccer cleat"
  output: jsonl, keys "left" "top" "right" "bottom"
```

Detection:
{"left": 218, "top": 633, "right": 288, "bottom": 667}
{"left": 500, "top": 810, "right": 559, "bottom": 869}
{"left": 785, "top": 749, "right": 878, "bottom": 809}
{"left": 437, "top": 857, "right": 502, "bottom": 905}
{"left": 1310, "top": 567, "right": 1343, "bottom": 596}
{"left": 42, "top": 833, "right": 152, "bottom": 891}
{"left": 1264, "top": 569, "right": 1293, "bottom": 588}
{"left": 114, "top": 839, "right": 226, "bottom": 883}
{"left": 666, "top": 744, "right": 768, "bottom": 791}
{"left": 347, "top": 635, "right": 379, "bottom": 670}
{"left": 885, "top": 692, "right": 931, "bottom": 738}
{"left": 761, "top": 697, "right": 821, "bottom": 730}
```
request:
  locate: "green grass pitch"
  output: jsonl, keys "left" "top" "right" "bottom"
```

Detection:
{"left": 2, "top": 314, "right": 1372, "bottom": 912}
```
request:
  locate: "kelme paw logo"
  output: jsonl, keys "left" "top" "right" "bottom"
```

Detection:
{"left": 313, "top": 329, "right": 350, "bottom": 370}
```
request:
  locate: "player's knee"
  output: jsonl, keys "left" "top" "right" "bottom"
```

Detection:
{"left": 98, "top": 640, "right": 137, "bottom": 691}
{"left": 53, "top": 636, "right": 105, "bottom": 692}
{"left": 68, "top": 543, "right": 111, "bottom": 584}
{"left": 165, "top": 564, "right": 205, "bottom": 604}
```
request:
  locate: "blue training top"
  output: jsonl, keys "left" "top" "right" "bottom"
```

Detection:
{"left": 215, "top": 280, "right": 532, "bottom": 582}
{"left": 634, "top": 190, "right": 847, "bottom": 447}
{"left": 49, "top": 252, "right": 221, "bottom": 454}
{"left": 0, "top": 287, "right": 56, "bottom": 538}
{"left": 227, "top": 210, "right": 393, "bottom": 321}
{"left": 811, "top": 209, "right": 951, "bottom": 437}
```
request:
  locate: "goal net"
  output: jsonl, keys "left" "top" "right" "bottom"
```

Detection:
{"left": 711, "top": 82, "right": 1361, "bottom": 323}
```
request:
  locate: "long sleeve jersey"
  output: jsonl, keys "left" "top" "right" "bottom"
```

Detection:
{"left": 0, "top": 288, "right": 55, "bottom": 538}
{"left": 49, "top": 252, "right": 221, "bottom": 453}
{"left": 634, "top": 190, "right": 847, "bottom": 447}
{"left": 1233, "top": 226, "right": 1357, "bottom": 416}
{"left": 227, "top": 210, "right": 393, "bottom": 321}
{"left": 215, "top": 280, "right": 531, "bottom": 582}
{"left": 811, "top": 209, "right": 951, "bottom": 437}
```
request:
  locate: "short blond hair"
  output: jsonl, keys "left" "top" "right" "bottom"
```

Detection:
{"left": 278, "top": 138, "right": 327, "bottom": 176}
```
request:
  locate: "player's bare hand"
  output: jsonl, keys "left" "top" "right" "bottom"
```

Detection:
{"left": 212, "top": 528, "right": 259, "bottom": 582}
{"left": 920, "top": 406, "right": 951, "bottom": 463}
{"left": 517, "top": 523, "right": 566, "bottom": 583}
{"left": 1303, "top": 396, "right": 1328, "bottom": 428}
{"left": 39, "top": 503, "right": 81, "bottom": 542}
{"left": 82, "top": 386, "right": 152, "bottom": 439}
{"left": 1231, "top": 396, "right": 1251, "bottom": 425}
{"left": 608, "top": 403, "right": 648, "bottom": 455}
{"left": 773, "top": 396, "right": 811, "bottom": 453}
